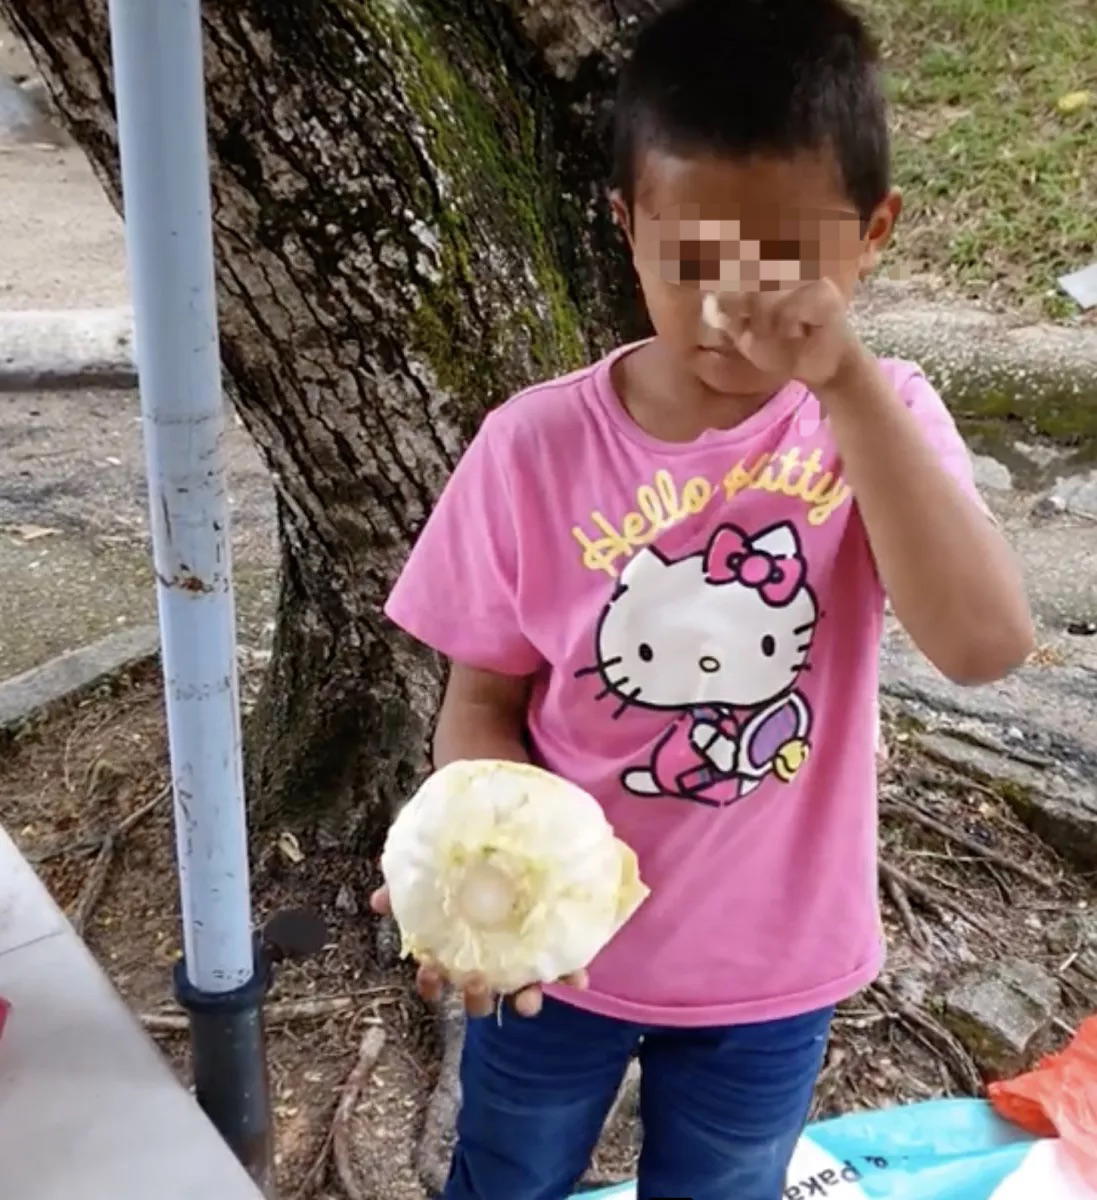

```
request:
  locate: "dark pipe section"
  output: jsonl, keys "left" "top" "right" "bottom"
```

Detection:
{"left": 172, "top": 910, "right": 328, "bottom": 1195}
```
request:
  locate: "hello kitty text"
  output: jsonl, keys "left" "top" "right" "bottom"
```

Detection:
{"left": 571, "top": 447, "right": 851, "bottom": 578}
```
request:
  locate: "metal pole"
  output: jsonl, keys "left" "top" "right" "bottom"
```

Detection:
{"left": 106, "top": 0, "right": 273, "bottom": 1190}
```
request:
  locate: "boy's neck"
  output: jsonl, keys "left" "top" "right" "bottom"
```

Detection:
{"left": 614, "top": 339, "right": 785, "bottom": 444}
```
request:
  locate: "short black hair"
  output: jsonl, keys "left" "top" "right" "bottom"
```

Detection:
{"left": 613, "top": 0, "right": 890, "bottom": 222}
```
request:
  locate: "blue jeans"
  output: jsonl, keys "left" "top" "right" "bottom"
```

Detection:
{"left": 443, "top": 997, "right": 833, "bottom": 1200}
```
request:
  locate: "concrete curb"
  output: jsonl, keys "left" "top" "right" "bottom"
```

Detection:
{"left": 854, "top": 282, "right": 1097, "bottom": 440}
{"left": 0, "top": 308, "right": 137, "bottom": 392}
{"left": 1, "top": 293, "right": 1095, "bottom": 439}
{"left": 881, "top": 631, "right": 1097, "bottom": 777}
{"left": 0, "top": 624, "right": 159, "bottom": 733}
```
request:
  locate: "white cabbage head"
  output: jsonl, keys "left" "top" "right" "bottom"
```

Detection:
{"left": 381, "top": 759, "right": 650, "bottom": 995}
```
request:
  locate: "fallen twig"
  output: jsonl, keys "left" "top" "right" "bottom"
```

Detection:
{"left": 141, "top": 996, "right": 370, "bottom": 1034}
{"left": 1059, "top": 945, "right": 1084, "bottom": 975}
{"left": 61, "top": 708, "right": 106, "bottom": 796}
{"left": 32, "top": 783, "right": 170, "bottom": 864}
{"left": 333, "top": 1026, "right": 388, "bottom": 1200}
{"left": 870, "top": 984, "right": 983, "bottom": 1096}
{"left": 917, "top": 730, "right": 1051, "bottom": 772}
{"left": 603, "top": 1058, "right": 641, "bottom": 1135}
{"left": 811, "top": 1045, "right": 848, "bottom": 1117}
{"left": 29, "top": 834, "right": 102, "bottom": 865}
{"left": 879, "top": 861, "right": 996, "bottom": 939}
{"left": 293, "top": 1126, "right": 336, "bottom": 1200}
{"left": 881, "top": 866, "right": 929, "bottom": 951}
{"left": 416, "top": 993, "right": 465, "bottom": 1197}
{"left": 881, "top": 797, "right": 1054, "bottom": 890}
{"left": 72, "top": 834, "right": 116, "bottom": 937}
{"left": 292, "top": 1017, "right": 392, "bottom": 1199}
{"left": 293, "top": 1095, "right": 339, "bottom": 1200}
{"left": 117, "top": 784, "right": 172, "bottom": 835}
{"left": 889, "top": 768, "right": 1039, "bottom": 839}
{"left": 62, "top": 785, "right": 174, "bottom": 936}
{"left": 832, "top": 1012, "right": 889, "bottom": 1031}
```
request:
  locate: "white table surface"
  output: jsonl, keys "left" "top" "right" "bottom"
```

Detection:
{"left": 0, "top": 824, "right": 263, "bottom": 1199}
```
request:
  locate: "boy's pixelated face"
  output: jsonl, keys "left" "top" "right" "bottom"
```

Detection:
{"left": 613, "top": 148, "right": 900, "bottom": 397}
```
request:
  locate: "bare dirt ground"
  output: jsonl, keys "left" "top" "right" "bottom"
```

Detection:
{"left": 0, "top": 306, "right": 1090, "bottom": 1192}
{"left": 0, "top": 661, "right": 436, "bottom": 1199}
{"left": 0, "top": 387, "right": 277, "bottom": 678}
{"left": 2, "top": 15, "right": 1097, "bottom": 1197}
{"left": 2, "top": 662, "right": 1095, "bottom": 1197}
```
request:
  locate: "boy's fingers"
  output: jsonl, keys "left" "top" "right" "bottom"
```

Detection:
{"left": 369, "top": 885, "right": 391, "bottom": 915}
{"left": 414, "top": 964, "right": 587, "bottom": 1017}
{"left": 464, "top": 974, "right": 495, "bottom": 1019}
{"left": 508, "top": 970, "right": 586, "bottom": 1017}
{"left": 513, "top": 986, "right": 543, "bottom": 1018}
{"left": 780, "top": 277, "right": 840, "bottom": 328}
{"left": 746, "top": 290, "right": 778, "bottom": 339}
{"left": 731, "top": 300, "right": 752, "bottom": 338}
{"left": 416, "top": 963, "right": 444, "bottom": 1004}
{"left": 778, "top": 313, "right": 809, "bottom": 340}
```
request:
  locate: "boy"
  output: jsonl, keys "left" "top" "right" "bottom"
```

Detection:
{"left": 375, "top": 1, "right": 1034, "bottom": 1196}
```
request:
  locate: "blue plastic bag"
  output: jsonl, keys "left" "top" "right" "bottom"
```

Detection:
{"left": 578, "top": 1099, "right": 1093, "bottom": 1198}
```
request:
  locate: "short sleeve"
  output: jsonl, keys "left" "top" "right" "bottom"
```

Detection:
{"left": 384, "top": 413, "right": 542, "bottom": 676}
{"left": 896, "top": 364, "right": 990, "bottom": 514}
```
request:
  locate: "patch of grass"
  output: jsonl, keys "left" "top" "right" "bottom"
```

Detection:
{"left": 863, "top": 0, "right": 1097, "bottom": 318}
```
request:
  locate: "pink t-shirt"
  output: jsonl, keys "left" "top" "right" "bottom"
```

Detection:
{"left": 386, "top": 344, "right": 979, "bottom": 1027}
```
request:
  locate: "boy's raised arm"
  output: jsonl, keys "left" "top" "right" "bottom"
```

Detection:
{"left": 819, "top": 346, "right": 1035, "bottom": 686}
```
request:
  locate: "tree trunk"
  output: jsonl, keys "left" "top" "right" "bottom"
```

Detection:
{"left": 2, "top": 0, "right": 655, "bottom": 847}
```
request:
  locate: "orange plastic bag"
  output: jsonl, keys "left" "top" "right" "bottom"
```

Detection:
{"left": 991, "top": 1015, "right": 1097, "bottom": 1190}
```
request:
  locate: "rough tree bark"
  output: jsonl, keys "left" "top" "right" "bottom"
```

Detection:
{"left": 2, "top": 0, "right": 657, "bottom": 847}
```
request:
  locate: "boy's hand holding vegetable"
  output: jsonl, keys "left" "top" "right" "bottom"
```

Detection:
{"left": 371, "top": 758, "right": 649, "bottom": 1020}
{"left": 370, "top": 883, "right": 588, "bottom": 1017}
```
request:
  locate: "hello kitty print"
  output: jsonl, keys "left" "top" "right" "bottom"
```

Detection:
{"left": 577, "top": 520, "right": 816, "bottom": 807}
{"left": 386, "top": 349, "right": 980, "bottom": 1024}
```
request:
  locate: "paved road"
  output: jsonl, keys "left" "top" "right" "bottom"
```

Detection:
{"left": 2, "top": 381, "right": 1096, "bottom": 681}
{"left": 0, "top": 389, "right": 277, "bottom": 677}
{"left": 0, "top": 26, "right": 1092, "bottom": 684}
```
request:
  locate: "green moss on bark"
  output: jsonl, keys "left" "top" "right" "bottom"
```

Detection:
{"left": 346, "top": 0, "right": 587, "bottom": 405}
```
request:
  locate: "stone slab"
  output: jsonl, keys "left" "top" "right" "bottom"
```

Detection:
{"left": 0, "top": 308, "right": 136, "bottom": 391}
{"left": 0, "top": 72, "right": 63, "bottom": 146}
{"left": 880, "top": 629, "right": 1097, "bottom": 778}
{"left": 943, "top": 959, "right": 1059, "bottom": 1076}
{"left": 970, "top": 452, "right": 1013, "bottom": 493}
{"left": 0, "top": 623, "right": 159, "bottom": 731}
{"left": 1050, "top": 470, "right": 1097, "bottom": 520}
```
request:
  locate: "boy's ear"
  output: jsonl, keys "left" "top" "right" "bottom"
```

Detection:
{"left": 858, "top": 187, "right": 902, "bottom": 279}
{"left": 609, "top": 189, "right": 635, "bottom": 251}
